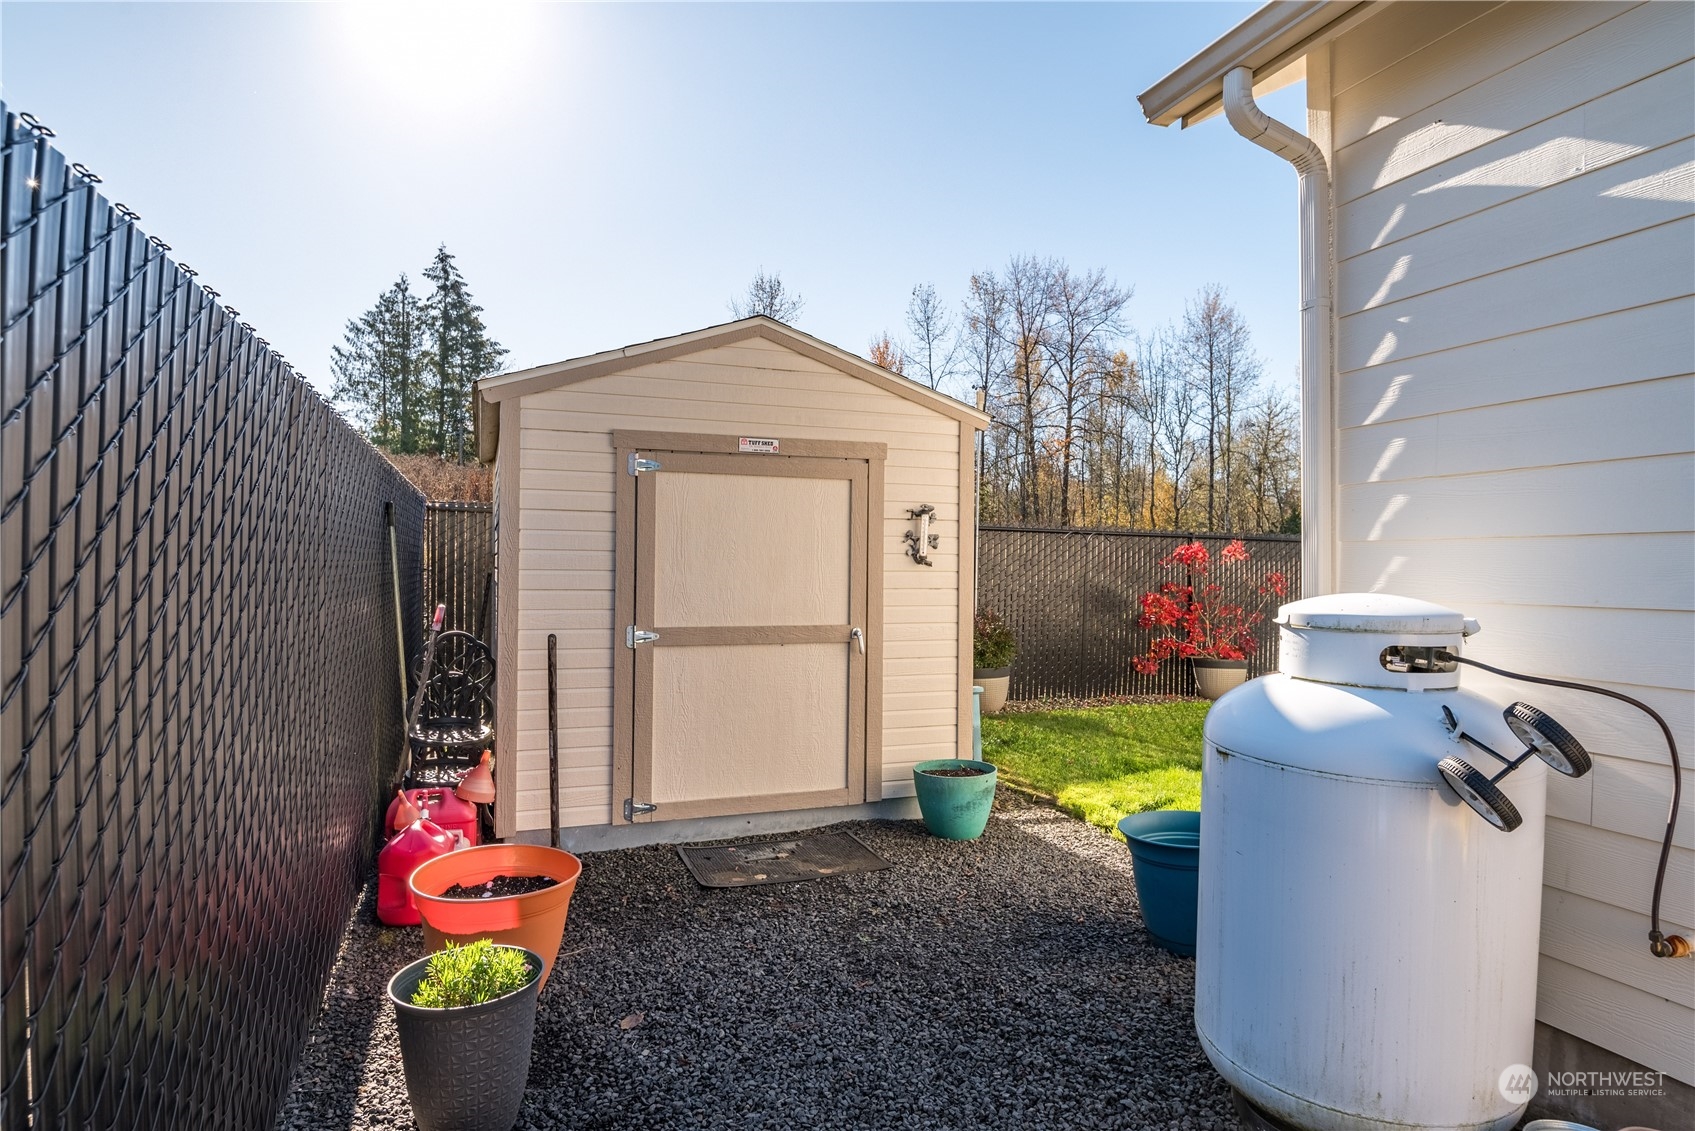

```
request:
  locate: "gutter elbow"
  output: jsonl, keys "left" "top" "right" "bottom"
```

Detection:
{"left": 1221, "top": 66, "right": 1327, "bottom": 178}
{"left": 1221, "top": 68, "right": 1272, "bottom": 146}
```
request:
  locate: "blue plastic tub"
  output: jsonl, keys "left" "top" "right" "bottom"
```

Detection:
{"left": 1117, "top": 810, "right": 1201, "bottom": 956}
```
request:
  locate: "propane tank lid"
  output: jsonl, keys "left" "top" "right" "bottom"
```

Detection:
{"left": 1275, "top": 593, "right": 1476, "bottom": 689}
{"left": 1277, "top": 593, "right": 1475, "bottom": 636}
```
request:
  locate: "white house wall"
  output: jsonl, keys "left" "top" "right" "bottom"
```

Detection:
{"left": 510, "top": 337, "right": 966, "bottom": 832}
{"left": 1317, "top": 0, "right": 1695, "bottom": 1084}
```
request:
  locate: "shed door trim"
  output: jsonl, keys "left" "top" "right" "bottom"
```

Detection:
{"left": 611, "top": 433, "right": 885, "bottom": 825}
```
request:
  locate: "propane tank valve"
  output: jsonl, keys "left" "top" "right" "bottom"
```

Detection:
{"left": 1382, "top": 645, "right": 1458, "bottom": 674}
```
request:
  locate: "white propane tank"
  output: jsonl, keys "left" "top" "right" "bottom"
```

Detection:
{"left": 1196, "top": 594, "right": 1548, "bottom": 1131}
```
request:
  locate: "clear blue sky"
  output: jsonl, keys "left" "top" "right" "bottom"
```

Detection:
{"left": 1, "top": 2, "right": 1308, "bottom": 402}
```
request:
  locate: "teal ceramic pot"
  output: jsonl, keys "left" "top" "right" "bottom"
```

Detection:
{"left": 912, "top": 759, "right": 998, "bottom": 840}
{"left": 1118, "top": 810, "right": 1201, "bottom": 956}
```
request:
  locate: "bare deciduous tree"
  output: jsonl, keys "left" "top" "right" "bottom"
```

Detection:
{"left": 1079, "top": 349, "right": 1138, "bottom": 527}
{"left": 885, "top": 265, "right": 1296, "bottom": 534}
{"left": 1136, "top": 325, "right": 1202, "bottom": 528}
{"left": 1178, "top": 285, "right": 1260, "bottom": 531}
{"left": 992, "top": 256, "right": 1059, "bottom": 522}
{"left": 1048, "top": 264, "right": 1131, "bottom": 525}
{"left": 730, "top": 269, "right": 804, "bottom": 322}
{"left": 959, "top": 272, "right": 1006, "bottom": 397}
{"left": 1235, "top": 388, "right": 1301, "bottom": 532}
{"left": 904, "top": 283, "right": 957, "bottom": 392}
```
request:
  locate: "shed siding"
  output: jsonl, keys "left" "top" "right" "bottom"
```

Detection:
{"left": 1321, "top": 1, "right": 1694, "bottom": 1083}
{"left": 511, "top": 338, "right": 964, "bottom": 830}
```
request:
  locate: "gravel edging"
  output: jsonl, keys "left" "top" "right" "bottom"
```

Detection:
{"left": 275, "top": 787, "right": 1237, "bottom": 1130}
{"left": 993, "top": 695, "right": 1191, "bottom": 714}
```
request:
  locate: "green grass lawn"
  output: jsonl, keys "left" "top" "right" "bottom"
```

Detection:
{"left": 981, "top": 700, "right": 1209, "bottom": 836}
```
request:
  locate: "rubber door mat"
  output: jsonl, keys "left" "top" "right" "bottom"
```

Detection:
{"left": 676, "top": 832, "right": 892, "bottom": 889}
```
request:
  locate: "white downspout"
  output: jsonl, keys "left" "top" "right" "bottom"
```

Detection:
{"left": 1221, "top": 66, "right": 1335, "bottom": 597}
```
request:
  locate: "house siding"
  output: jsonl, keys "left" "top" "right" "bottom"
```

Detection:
{"left": 1317, "top": 0, "right": 1695, "bottom": 1084}
{"left": 508, "top": 337, "right": 966, "bottom": 831}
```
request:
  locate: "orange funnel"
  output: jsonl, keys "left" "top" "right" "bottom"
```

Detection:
{"left": 456, "top": 749, "right": 496, "bottom": 804}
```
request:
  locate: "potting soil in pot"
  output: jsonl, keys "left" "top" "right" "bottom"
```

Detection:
{"left": 921, "top": 765, "right": 992, "bottom": 777}
{"left": 439, "top": 874, "right": 560, "bottom": 899}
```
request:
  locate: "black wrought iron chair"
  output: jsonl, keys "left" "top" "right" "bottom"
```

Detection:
{"left": 405, "top": 628, "right": 495, "bottom": 783}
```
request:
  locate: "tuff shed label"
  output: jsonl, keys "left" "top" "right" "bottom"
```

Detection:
{"left": 739, "top": 437, "right": 779, "bottom": 454}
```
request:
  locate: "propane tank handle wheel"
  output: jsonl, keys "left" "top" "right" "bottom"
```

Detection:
{"left": 1504, "top": 702, "right": 1592, "bottom": 778}
{"left": 1438, "top": 756, "right": 1524, "bottom": 832}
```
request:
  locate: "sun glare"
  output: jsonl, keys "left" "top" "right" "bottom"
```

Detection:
{"left": 334, "top": 1, "right": 538, "bottom": 114}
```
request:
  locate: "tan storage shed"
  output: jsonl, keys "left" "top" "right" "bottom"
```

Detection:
{"left": 474, "top": 317, "right": 990, "bottom": 847}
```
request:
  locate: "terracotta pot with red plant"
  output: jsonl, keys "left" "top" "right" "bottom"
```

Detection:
{"left": 1131, "top": 539, "right": 1288, "bottom": 700}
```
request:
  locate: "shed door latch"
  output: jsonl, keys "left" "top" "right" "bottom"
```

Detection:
{"left": 627, "top": 453, "right": 661, "bottom": 476}
{"left": 624, "top": 799, "right": 658, "bottom": 821}
{"left": 626, "top": 627, "right": 659, "bottom": 648}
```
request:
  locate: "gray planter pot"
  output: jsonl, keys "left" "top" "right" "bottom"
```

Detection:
{"left": 387, "top": 945, "right": 542, "bottom": 1131}
{"left": 1191, "top": 658, "right": 1249, "bottom": 701}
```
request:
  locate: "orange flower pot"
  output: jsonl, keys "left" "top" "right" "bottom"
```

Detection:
{"left": 410, "top": 844, "right": 583, "bottom": 991}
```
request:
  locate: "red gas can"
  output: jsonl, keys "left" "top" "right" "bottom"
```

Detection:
{"left": 376, "top": 818, "right": 455, "bottom": 926}
{"left": 386, "top": 787, "right": 479, "bottom": 847}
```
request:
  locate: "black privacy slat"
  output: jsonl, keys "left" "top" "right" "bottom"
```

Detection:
{"left": 977, "top": 526, "right": 1300, "bottom": 700}
{"left": 0, "top": 103, "right": 424, "bottom": 1131}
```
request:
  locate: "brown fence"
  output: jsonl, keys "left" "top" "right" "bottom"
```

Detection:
{"left": 978, "top": 526, "right": 1300, "bottom": 700}
{"left": 0, "top": 104, "right": 425, "bottom": 1130}
{"left": 423, "top": 501, "right": 493, "bottom": 638}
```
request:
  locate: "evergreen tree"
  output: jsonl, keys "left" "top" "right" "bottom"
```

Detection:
{"left": 332, "top": 250, "right": 507, "bottom": 459}
{"left": 422, "top": 245, "right": 508, "bottom": 462}
{"left": 331, "top": 274, "right": 428, "bottom": 453}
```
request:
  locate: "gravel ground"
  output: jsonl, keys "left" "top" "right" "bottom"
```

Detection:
{"left": 274, "top": 787, "right": 1238, "bottom": 1131}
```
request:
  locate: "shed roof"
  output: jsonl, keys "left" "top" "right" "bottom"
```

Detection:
{"left": 474, "top": 316, "right": 988, "bottom": 462}
{"left": 1138, "top": 0, "right": 1380, "bottom": 127}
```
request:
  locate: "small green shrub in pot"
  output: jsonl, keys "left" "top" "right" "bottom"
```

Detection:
{"left": 973, "top": 608, "right": 1017, "bottom": 714}
{"left": 410, "top": 938, "right": 535, "bottom": 1009}
{"left": 388, "top": 938, "right": 543, "bottom": 1131}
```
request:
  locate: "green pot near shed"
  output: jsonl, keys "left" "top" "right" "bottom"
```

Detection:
{"left": 912, "top": 758, "right": 998, "bottom": 840}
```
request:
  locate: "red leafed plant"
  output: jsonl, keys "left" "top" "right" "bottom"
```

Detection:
{"left": 1131, "top": 539, "right": 1288, "bottom": 675}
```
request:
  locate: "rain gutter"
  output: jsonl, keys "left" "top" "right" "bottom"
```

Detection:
{"left": 1221, "top": 66, "right": 1336, "bottom": 597}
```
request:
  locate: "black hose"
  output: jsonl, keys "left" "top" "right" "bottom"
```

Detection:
{"left": 1438, "top": 651, "right": 1684, "bottom": 957}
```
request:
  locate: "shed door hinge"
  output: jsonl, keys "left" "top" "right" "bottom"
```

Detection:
{"left": 627, "top": 453, "right": 661, "bottom": 476}
{"left": 626, "top": 627, "right": 659, "bottom": 648}
{"left": 624, "top": 798, "right": 658, "bottom": 821}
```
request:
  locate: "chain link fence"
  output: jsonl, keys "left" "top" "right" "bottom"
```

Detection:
{"left": 1, "top": 104, "right": 425, "bottom": 1129}
{"left": 423, "top": 501, "right": 492, "bottom": 639}
{"left": 978, "top": 526, "right": 1300, "bottom": 700}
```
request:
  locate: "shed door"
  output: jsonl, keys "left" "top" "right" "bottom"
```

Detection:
{"left": 625, "top": 451, "right": 868, "bottom": 822}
